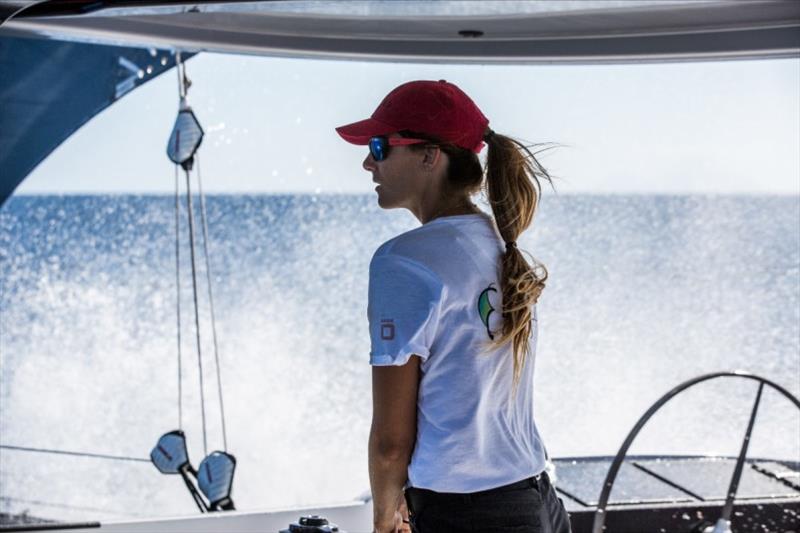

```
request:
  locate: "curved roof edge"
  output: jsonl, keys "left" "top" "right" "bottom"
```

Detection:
{"left": 2, "top": 0, "right": 799, "bottom": 64}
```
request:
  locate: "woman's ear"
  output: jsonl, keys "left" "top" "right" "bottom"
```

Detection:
{"left": 421, "top": 145, "right": 443, "bottom": 171}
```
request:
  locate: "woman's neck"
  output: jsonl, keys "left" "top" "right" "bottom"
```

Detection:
{"left": 418, "top": 195, "right": 481, "bottom": 224}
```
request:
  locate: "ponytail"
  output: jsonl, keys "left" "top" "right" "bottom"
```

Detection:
{"left": 401, "top": 128, "right": 557, "bottom": 389}
{"left": 483, "top": 130, "right": 556, "bottom": 390}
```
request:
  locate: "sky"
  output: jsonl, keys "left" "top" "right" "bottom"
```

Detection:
{"left": 17, "top": 53, "right": 800, "bottom": 195}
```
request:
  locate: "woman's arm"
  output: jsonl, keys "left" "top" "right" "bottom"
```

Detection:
{"left": 369, "top": 355, "right": 421, "bottom": 533}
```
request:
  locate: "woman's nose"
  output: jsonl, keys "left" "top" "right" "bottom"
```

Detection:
{"left": 363, "top": 153, "right": 376, "bottom": 171}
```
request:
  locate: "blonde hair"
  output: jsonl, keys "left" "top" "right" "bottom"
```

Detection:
{"left": 401, "top": 130, "right": 558, "bottom": 389}
{"left": 483, "top": 133, "right": 555, "bottom": 389}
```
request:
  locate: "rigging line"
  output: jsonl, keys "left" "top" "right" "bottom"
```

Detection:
{"left": 0, "top": 444, "right": 149, "bottom": 463}
{"left": 174, "top": 164, "right": 183, "bottom": 431}
{"left": 184, "top": 167, "right": 209, "bottom": 457}
{"left": 0, "top": 496, "right": 144, "bottom": 517}
{"left": 176, "top": 48, "right": 208, "bottom": 456}
{"left": 195, "top": 153, "right": 228, "bottom": 452}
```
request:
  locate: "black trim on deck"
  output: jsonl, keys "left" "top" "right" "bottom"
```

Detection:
{"left": 0, "top": 522, "right": 100, "bottom": 532}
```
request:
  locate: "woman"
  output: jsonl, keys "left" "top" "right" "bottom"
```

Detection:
{"left": 336, "top": 80, "right": 571, "bottom": 533}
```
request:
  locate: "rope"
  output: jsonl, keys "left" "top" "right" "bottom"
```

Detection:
{"left": 184, "top": 168, "right": 209, "bottom": 457}
{"left": 175, "top": 50, "right": 209, "bottom": 457}
{"left": 0, "top": 444, "right": 149, "bottom": 463}
{"left": 1, "top": 495, "right": 139, "bottom": 517}
{"left": 195, "top": 153, "right": 228, "bottom": 452}
{"left": 174, "top": 164, "right": 183, "bottom": 431}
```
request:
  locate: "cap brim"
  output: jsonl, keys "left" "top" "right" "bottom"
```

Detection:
{"left": 335, "top": 117, "right": 396, "bottom": 145}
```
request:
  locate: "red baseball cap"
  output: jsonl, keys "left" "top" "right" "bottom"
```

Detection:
{"left": 335, "top": 80, "right": 490, "bottom": 154}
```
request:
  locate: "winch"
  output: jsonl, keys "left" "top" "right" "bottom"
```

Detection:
{"left": 280, "top": 515, "right": 344, "bottom": 533}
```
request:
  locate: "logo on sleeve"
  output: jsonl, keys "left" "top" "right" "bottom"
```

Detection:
{"left": 477, "top": 284, "right": 498, "bottom": 340}
{"left": 380, "top": 319, "right": 395, "bottom": 340}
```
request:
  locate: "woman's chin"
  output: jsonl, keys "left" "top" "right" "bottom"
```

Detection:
{"left": 375, "top": 188, "right": 406, "bottom": 211}
{"left": 375, "top": 189, "right": 393, "bottom": 209}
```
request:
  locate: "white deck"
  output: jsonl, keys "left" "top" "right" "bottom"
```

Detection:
{"left": 65, "top": 499, "right": 374, "bottom": 532}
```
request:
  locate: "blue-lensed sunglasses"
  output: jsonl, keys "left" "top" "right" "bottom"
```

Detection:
{"left": 368, "top": 136, "right": 428, "bottom": 161}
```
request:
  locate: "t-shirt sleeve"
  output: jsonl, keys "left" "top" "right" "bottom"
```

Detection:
{"left": 368, "top": 253, "right": 444, "bottom": 366}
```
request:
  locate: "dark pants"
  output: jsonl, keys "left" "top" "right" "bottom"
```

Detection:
{"left": 404, "top": 472, "right": 572, "bottom": 533}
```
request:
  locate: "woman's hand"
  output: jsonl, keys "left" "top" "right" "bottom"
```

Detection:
{"left": 373, "top": 501, "right": 411, "bottom": 533}
{"left": 398, "top": 497, "right": 412, "bottom": 532}
{"left": 373, "top": 510, "right": 404, "bottom": 533}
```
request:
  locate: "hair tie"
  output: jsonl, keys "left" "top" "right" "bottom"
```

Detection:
{"left": 505, "top": 241, "right": 517, "bottom": 251}
{"left": 483, "top": 128, "right": 496, "bottom": 141}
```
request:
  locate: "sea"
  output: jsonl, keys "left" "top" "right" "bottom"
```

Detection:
{"left": 1, "top": 193, "right": 798, "bottom": 523}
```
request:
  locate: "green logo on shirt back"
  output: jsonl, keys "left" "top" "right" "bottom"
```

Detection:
{"left": 478, "top": 284, "right": 498, "bottom": 340}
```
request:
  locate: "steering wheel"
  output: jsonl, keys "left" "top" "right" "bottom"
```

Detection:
{"left": 591, "top": 371, "right": 800, "bottom": 533}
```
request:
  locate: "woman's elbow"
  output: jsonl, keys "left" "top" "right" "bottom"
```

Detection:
{"left": 369, "top": 428, "right": 415, "bottom": 462}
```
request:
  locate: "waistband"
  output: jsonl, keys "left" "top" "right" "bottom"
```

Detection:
{"left": 405, "top": 472, "right": 546, "bottom": 513}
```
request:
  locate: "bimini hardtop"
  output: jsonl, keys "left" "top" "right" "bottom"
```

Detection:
{"left": 1, "top": 0, "right": 799, "bottom": 206}
{"left": 1, "top": 2, "right": 799, "bottom": 533}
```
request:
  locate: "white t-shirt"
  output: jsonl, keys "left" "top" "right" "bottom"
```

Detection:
{"left": 368, "top": 212, "right": 547, "bottom": 493}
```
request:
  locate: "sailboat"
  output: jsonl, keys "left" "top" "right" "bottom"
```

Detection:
{"left": 1, "top": 1, "right": 798, "bottom": 532}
